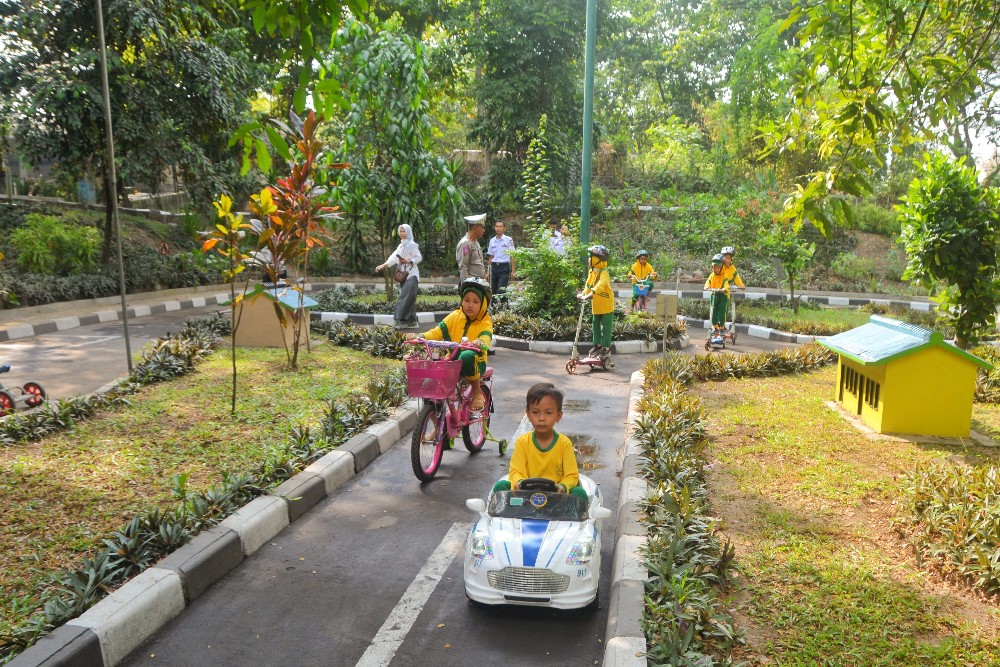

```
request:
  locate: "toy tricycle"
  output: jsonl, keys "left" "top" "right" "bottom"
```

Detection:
{"left": 0, "top": 364, "right": 46, "bottom": 415}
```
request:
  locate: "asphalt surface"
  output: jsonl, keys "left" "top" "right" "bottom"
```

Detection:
{"left": 0, "top": 303, "right": 225, "bottom": 400}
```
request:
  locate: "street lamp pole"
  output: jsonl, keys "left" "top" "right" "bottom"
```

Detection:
{"left": 579, "top": 0, "right": 597, "bottom": 252}
{"left": 94, "top": 0, "right": 132, "bottom": 372}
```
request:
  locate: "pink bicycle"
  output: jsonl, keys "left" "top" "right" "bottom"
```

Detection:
{"left": 405, "top": 338, "right": 507, "bottom": 482}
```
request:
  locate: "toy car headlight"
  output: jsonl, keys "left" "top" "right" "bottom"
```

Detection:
{"left": 566, "top": 535, "right": 596, "bottom": 565}
{"left": 471, "top": 533, "right": 494, "bottom": 560}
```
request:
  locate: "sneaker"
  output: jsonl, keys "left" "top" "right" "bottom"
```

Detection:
{"left": 600, "top": 347, "right": 612, "bottom": 359}
{"left": 587, "top": 346, "right": 598, "bottom": 358}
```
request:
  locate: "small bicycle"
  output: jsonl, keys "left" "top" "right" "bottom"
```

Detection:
{"left": 0, "top": 364, "right": 46, "bottom": 416}
{"left": 404, "top": 338, "right": 507, "bottom": 482}
{"left": 631, "top": 277, "right": 656, "bottom": 312}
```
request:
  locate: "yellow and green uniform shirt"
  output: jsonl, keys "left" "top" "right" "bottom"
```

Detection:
{"left": 420, "top": 301, "right": 493, "bottom": 380}
{"left": 629, "top": 260, "right": 656, "bottom": 283}
{"left": 705, "top": 271, "right": 733, "bottom": 296}
{"left": 508, "top": 430, "right": 580, "bottom": 491}
{"left": 583, "top": 259, "right": 614, "bottom": 315}
{"left": 721, "top": 264, "right": 744, "bottom": 289}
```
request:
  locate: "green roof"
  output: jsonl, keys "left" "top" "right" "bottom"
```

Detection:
{"left": 819, "top": 315, "right": 992, "bottom": 370}
{"left": 223, "top": 283, "right": 319, "bottom": 310}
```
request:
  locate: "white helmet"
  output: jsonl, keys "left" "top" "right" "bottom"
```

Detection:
{"left": 720, "top": 246, "right": 735, "bottom": 256}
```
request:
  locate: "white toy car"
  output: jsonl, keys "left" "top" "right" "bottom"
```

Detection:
{"left": 464, "top": 475, "right": 612, "bottom": 609}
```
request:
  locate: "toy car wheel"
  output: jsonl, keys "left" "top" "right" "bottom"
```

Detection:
{"left": 22, "top": 382, "right": 45, "bottom": 408}
{"left": 566, "top": 360, "right": 577, "bottom": 374}
{"left": 0, "top": 390, "right": 14, "bottom": 416}
{"left": 704, "top": 340, "right": 711, "bottom": 351}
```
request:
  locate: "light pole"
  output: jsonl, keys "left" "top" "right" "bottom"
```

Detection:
{"left": 579, "top": 0, "right": 597, "bottom": 252}
{"left": 94, "top": 0, "right": 133, "bottom": 372}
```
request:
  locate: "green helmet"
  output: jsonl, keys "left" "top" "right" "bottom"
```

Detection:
{"left": 459, "top": 277, "right": 492, "bottom": 307}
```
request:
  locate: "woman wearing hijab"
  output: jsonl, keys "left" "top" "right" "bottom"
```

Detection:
{"left": 376, "top": 224, "right": 422, "bottom": 328}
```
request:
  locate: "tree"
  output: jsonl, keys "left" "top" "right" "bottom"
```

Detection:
{"left": 764, "top": 216, "right": 815, "bottom": 314}
{"left": 326, "top": 16, "right": 462, "bottom": 290}
{"left": 898, "top": 153, "right": 1000, "bottom": 349}
{"left": 521, "top": 114, "right": 551, "bottom": 225}
{"left": 202, "top": 194, "right": 253, "bottom": 413}
{"left": 248, "top": 111, "right": 345, "bottom": 369}
{"left": 1, "top": 0, "right": 262, "bottom": 258}
{"left": 769, "top": 0, "right": 1000, "bottom": 235}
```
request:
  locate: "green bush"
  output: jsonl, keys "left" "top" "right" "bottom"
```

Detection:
{"left": 508, "top": 221, "right": 586, "bottom": 319}
{"left": 9, "top": 214, "right": 100, "bottom": 274}
{"left": 831, "top": 252, "right": 877, "bottom": 282}
{"left": 849, "top": 202, "right": 902, "bottom": 236}
{"left": 896, "top": 461, "right": 1000, "bottom": 596}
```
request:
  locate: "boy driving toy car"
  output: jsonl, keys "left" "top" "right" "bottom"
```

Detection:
{"left": 492, "top": 383, "right": 587, "bottom": 500}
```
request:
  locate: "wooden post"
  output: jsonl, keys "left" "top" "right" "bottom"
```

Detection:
{"left": 656, "top": 291, "right": 678, "bottom": 354}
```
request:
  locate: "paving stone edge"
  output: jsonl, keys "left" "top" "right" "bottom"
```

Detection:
{"left": 603, "top": 370, "right": 648, "bottom": 666}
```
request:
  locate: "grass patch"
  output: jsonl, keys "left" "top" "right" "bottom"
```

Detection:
{"left": 0, "top": 341, "right": 400, "bottom": 634}
{"left": 700, "top": 366, "right": 1000, "bottom": 663}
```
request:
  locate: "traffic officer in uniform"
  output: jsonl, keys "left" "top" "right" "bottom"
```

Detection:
{"left": 457, "top": 213, "right": 487, "bottom": 282}
{"left": 487, "top": 220, "right": 515, "bottom": 304}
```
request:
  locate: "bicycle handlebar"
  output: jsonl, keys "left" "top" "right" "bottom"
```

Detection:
{"left": 405, "top": 337, "right": 483, "bottom": 359}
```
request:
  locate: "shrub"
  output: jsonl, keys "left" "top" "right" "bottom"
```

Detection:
{"left": 850, "top": 202, "right": 902, "bottom": 236}
{"left": 831, "top": 252, "right": 877, "bottom": 282}
{"left": 508, "top": 221, "right": 586, "bottom": 318}
{"left": 896, "top": 461, "right": 1000, "bottom": 596}
{"left": 9, "top": 214, "right": 101, "bottom": 274}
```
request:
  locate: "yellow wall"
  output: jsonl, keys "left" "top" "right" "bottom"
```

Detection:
{"left": 880, "top": 347, "right": 977, "bottom": 438}
{"left": 836, "top": 358, "right": 886, "bottom": 432}
{"left": 233, "top": 293, "right": 310, "bottom": 348}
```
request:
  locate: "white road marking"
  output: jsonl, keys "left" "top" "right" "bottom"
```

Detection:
{"left": 61, "top": 336, "right": 121, "bottom": 348}
{"left": 509, "top": 415, "right": 531, "bottom": 453}
{"left": 355, "top": 522, "right": 471, "bottom": 667}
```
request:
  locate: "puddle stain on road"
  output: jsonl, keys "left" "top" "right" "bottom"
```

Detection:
{"left": 564, "top": 433, "right": 604, "bottom": 470}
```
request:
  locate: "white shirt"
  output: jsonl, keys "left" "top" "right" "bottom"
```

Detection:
{"left": 487, "top": 234, "right": 515, "bottom": 263}
{"left": 547, "top": 230, "right": 565, "bottom": 255}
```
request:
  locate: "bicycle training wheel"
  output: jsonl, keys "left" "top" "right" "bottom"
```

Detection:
{"left": 411, "top": 402, "right": 444, "bottom": 482}
{"left": 22, "top": 382, "right": 45, "bottom": 408}
{"left": 0, "top": 390, "right": 14, "bottom": 416}
{"left": 463, "top": 385, "right": 491, "bottom": 453}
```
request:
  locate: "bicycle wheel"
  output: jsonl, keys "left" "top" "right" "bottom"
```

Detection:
{"left": 0, "top": 390, "right": 14, "bottom": 416}
{"left": 463, "top": 385, "right": 491, "bottom": 453}
{"left": 22, "top": 382, "right": 45, "bottom": 408}
{"left": 411, "top": 402, "right": 444, "bottom": 482}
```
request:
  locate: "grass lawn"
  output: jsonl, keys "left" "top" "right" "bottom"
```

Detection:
{"left": 0, "top": 341, "right": 401, "bottom": 632}
{"left": 737, "top": 302, "right": 871, "bottom": 329}
{"left": 698, "top": 366, "right": 1000, "bottom": 664}
{"left": 351, "top": 292, "right": 457, "bottom": 307}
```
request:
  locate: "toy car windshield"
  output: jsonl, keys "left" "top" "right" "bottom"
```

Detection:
{"left": 487, "top": 490, "right": 588, "bottom": 521}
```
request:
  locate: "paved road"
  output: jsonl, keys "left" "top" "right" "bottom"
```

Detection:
{"left": 0, "top": 304, "right": 225, "bottom": 400}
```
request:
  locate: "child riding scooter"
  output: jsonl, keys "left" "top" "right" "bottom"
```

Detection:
{"left": 704, "top": 253, "right": 740, "bottom": 350}
{"left": 628, "top": 250, "right": 657, "bottom": 311}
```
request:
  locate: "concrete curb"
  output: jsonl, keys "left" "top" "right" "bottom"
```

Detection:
{"left": 603, "top": 370, "right": 648, "bottom": 666}
{"left": 9, "top": 402, "right": 420, "bottom": 667}
{"left": 0, "top": 292, "right": 232, "bottom": 342}
{"left": 678, "top": 315, "right": 819, "bottom": 345}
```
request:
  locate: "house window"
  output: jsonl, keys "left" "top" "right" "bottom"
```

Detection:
{"left": 844, "top": 365, "right": 860, "bottom": 395}
{"left": 863, "top": 377, "right": 880, "bottom": 411}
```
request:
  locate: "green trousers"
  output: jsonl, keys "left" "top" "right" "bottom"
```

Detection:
{"left": 592, "top": 312, "right": 613, "bottom": 347}
{"left": 710, "top": 292, "right": 729, "bottom": 329}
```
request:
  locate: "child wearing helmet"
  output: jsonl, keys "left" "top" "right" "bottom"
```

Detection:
{"left": 704, "top": 254, "right": 732, "bottom": 332}
{"left": 579, "top": 245, "right": 614, "bottom": 358}
{"left": 627, "top": 250, "right": 657, "bottom": 308}
{"left": 416, "top": 278, "right": 494, "bottom": 412}
{"left": 719, "top": 246, "right": 745, "bottom": 290}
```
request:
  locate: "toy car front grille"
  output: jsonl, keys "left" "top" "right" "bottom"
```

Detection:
{"left": 487, "top": 567, "right": 570, "bottom": 594}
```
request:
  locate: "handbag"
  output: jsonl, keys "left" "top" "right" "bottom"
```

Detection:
{"left": 392, "top": 264, "right": 409, "bottom": 284}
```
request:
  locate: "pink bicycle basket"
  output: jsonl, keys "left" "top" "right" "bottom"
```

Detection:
{"left": 406, "top": 358, "right": 462, "bottom": 400}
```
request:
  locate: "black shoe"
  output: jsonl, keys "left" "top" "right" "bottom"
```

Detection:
{"left": 587, "top": 346, "right": 598, "bottom": 358}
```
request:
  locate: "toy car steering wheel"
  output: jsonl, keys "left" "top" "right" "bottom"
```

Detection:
{"left": 519, "top": 478, "right": 559, "bottom": 492}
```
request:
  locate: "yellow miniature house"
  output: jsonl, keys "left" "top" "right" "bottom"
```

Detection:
{"left": 819, "top": 315, "right": 992, "bottom": 438}
{"left": 230, "top": 283, "right": 318, "bottom": 348}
